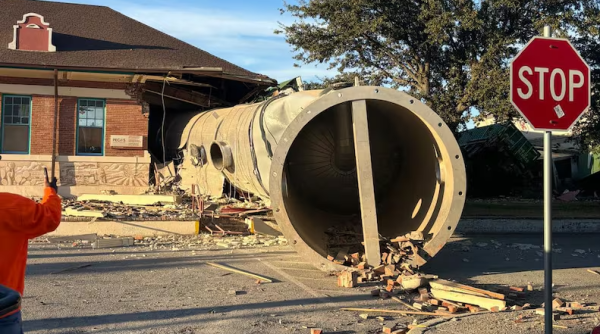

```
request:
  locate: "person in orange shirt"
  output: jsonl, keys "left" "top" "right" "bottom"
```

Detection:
{"left": 0, "top": 167, "right": 61, "bottom": 333}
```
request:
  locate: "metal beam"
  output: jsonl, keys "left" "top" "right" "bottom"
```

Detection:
{"left": 51, "top": 69, "right": 59, "bottom": 178}
{"left": 351, "top": 99, "right": 381, "bottom": 266}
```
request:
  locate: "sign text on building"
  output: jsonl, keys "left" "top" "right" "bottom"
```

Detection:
{"left": 110, "top": 135, "right": 145, "bottom": 148}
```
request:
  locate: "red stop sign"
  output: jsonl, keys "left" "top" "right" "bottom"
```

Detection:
{"left": 510, "top": 37, "right": 590, "bottom": 131}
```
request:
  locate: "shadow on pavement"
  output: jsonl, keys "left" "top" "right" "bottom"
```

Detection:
{"left": 424, "top": 234, "right": 600, "bottom": 280}
{"left": 26, "top": 251, "right": 298, "bottom": 276}
{"left": 23, "top": 294, "right": 373, "bottom": 331}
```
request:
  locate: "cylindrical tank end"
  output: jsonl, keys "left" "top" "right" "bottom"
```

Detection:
{"left": 269, "top": 86, "right": 466, "bottom": 271}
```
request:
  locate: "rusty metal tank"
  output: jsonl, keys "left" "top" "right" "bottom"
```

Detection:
{"left": 168, "top": 86, "right": 466, "bottom": 271}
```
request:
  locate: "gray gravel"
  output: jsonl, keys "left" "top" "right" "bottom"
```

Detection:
{"left": 21, "top": 233, "right": 600, "bottom": 334}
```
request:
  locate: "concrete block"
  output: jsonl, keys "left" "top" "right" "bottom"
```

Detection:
{"left": 77, "top": 194, "right": 181, "bottom": 205}
{"left": 47, "top": 221, "right": 199, "bottom": 237}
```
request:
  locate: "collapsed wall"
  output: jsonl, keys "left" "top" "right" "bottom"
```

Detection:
{"left": 167, "top": 86, "right": 466, "bottom": 271}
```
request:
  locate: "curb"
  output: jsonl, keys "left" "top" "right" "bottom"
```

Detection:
{"left": 48, "top": 220, "right": 199, "bottom": 237}
{"left": 456, "top": 218, "right": 600, "bottom": 234}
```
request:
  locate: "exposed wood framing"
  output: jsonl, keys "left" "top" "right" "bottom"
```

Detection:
{"left": 238, "top": 85, "right": 262, "bottom": 104}
{"left": 144, "top": 82, "right": 230, "bottom": 107}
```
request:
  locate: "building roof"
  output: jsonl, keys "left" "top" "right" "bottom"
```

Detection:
{"left": 458, "top": 123, "right": 541, "bottom": 165}
{"left": 0, "top": 0, "right": 273, "bottom": 82}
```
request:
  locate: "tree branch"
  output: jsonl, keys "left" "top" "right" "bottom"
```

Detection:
{"left": 361, "top": 33, "right": 422, "bottom": 84}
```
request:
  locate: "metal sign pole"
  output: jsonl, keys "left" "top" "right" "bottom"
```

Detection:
{"left": 543, "top": 25, "right": 553, "bottom": 334}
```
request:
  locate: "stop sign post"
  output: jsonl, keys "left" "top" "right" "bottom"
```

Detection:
{"left": 510, "top": 27, "right": 591, "bottom": 334}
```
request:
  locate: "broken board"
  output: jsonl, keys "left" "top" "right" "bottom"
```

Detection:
{"left": 429, "top": 279, "right": 505, "bottom": 300}
{"left": 430, "top": 288, "right": 506, "bottom": 311}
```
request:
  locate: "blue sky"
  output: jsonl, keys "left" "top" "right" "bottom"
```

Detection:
{"left": 54, "top": 0, "right": 335, "bottom": 83}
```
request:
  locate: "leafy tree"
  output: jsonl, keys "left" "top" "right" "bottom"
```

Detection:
{"left": 302, "top": 72, "right": 370, "bottom": 90}
{"left": 277, "top": 0, "right": 600, "bottom": 137}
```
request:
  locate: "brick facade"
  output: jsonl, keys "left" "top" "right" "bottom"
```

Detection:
{"left": 0, "top": 76, "right": 148, "bottom": 157}
{"left": 105, "top": 99, "right": 147, "bottom": 157}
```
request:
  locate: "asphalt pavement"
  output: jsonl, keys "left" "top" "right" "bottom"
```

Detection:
{"left": 21, "top": 233, "right": 600, "bottom": 334}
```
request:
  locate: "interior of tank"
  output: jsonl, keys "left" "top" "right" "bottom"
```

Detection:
{"left": 282, "top": 100, "right": 443, "bottom": 260}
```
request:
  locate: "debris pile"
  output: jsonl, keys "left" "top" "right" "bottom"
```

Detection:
{"left": 61, "top": 197, "right": 198, "bottom": 221}
{"left": 60, "top": 193, "right": 273, "bottom": 225}
{"left": 328, "top": 231, "right": 427, "bottom": 284}
{"left": 340, "top": 271, "right": 597, "bottom": 332}
{"left": 41, "top": 233, "right": 287, "bottom": 251}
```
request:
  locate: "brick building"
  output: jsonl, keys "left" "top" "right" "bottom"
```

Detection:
{"left": 0, "top": 0, "right": 274, "bottom": 197}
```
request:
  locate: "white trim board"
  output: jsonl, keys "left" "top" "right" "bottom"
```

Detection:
{"left": 0, "top": 83, "right": 131, "bottom": 100}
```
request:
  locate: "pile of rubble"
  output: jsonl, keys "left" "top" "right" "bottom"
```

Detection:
{"left": 132, "top": 234, "right": 287, "bottom": 250}
{"left": 61, "top": 199, "right": 197, "bottom": 221}
{"left": 338, "top": 269, "right": 597, "bottom": 333}
{"left": 60, "top": 192, "right": 272, "bottom": 224}
{"left": 327, "top": 231, "right": 427, "bottom": 282}
{"left": 43, "top": 233, "right": 287, "bottom": 251}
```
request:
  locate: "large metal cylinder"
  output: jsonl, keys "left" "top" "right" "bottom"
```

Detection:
{"left": 171, "top": 86, "right": 466, "bottom": 271}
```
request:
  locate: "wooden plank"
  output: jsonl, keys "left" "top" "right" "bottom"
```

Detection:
{"left": 430, "top": 289, "right": 506, "bottom": 311}
{"left": 351, "top": 99, "right": 381, "bottom": 266}
{"left": 206, "top": 262, "right": 273, "bottom": 283}
{"left": 587, "top": 269, "right": 600, "bottom": 276}
{"left": 341, "top": 307, "right": 453, "bottom": 317}
{"left": 429, "top": 279, "right": 505, "bottom": 300}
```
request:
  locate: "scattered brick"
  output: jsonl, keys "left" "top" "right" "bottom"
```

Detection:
{"left": 383, "top": 325, "right": 395, "bottom": 334}
{"left": 569, "top": 302, "right": 584, "bottom": 309}
{"left": 467, "top": 305, "right": 481, "bottom": 313}
{"left": 552, "top": 298, "right": 565, "bottom": 309}
{"left": 373, "top": 265, "right": 385, "bottom": 275}
{"left": 310, "top": 329, "right": 323, "bottom": 334}
{"left": 385, "top": 265, "right": 396, "bottom": 276}
{"left": 510, "top": 286, "right": 524, "bottom": 292}
{"left": 337, "top": 271, "right": 357, "bottom": 288}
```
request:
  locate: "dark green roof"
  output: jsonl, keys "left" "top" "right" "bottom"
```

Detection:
{"left": 459, "top": 123, "right": 540, "bottom": 165}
